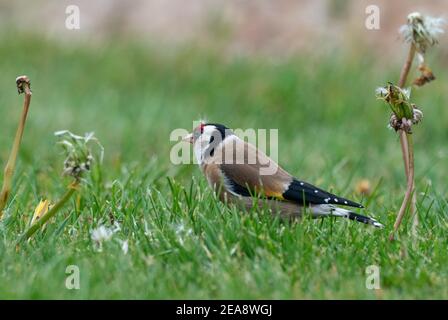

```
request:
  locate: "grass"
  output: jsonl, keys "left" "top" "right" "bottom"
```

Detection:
{"left": 0, "top": 33, "right": 448, "bottom": 299}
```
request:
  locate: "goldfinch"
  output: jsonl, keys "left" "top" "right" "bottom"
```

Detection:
{"left": 183, "top": 122, "right": 383, "bottom": 228}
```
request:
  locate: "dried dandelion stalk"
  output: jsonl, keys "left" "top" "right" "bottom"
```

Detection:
{"left": 397, "top": 43, "right": 415, "bottom": 179}
{"left": 0, "top": 76, "right": 32, "bottom": 219}
{"left": 376, "top": 84, "right": 422, "bottom": 240}
{"left": 396, "top": 43, "right": 416, "bottom": 240}
{"left": 398, "top": 13, "right": 444, "bottom": 237}
{"left": 378, "top": 12, "right": 444, "bottom": 240}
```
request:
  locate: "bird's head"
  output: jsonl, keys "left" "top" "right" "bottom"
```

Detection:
{"left": 182, "top": 122, "right": 233, "bottom": 164}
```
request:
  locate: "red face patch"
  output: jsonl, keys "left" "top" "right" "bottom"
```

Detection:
{"left": 193, "top": 122, "right": 206, "bottom": 140}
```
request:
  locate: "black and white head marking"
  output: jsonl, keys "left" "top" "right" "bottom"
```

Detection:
{"left": 193, "top": 123, "right": 234, "bottom": 164}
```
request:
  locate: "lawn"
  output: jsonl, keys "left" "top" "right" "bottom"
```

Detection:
{"left": 0, "top": 34, "right": 447, "bottom": 299}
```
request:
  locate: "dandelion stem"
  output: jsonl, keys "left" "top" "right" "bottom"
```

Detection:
{"left": 398, "top": 44, "right": 416, "bottom": 87}
{"left": 390, "top": 134, "right": 415, "bottom": 240}
{"left": 399, "top": 131, "right": 410, "bottom": 178}
{"left": 390, "top": 43, "right": 418, "bottom": 240}
{"left": 17, "top": 182, "right": 78, "bottom": 243}
{"left": 0, "top": 76, "right": 32, "bottom": 219}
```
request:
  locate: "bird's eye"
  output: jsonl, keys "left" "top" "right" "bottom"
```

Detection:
{"left": 199, "top": 123, "right": 205, "bottom": 133}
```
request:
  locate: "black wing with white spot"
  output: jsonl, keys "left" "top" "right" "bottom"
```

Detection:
{"left": 282, "top": 179, "right": 363, "bottom": 208}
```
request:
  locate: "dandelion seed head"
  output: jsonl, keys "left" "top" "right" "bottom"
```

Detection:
{"left": 400, "top": 12, "right": 446, "bottom": 54}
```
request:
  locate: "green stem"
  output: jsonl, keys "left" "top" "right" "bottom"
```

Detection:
{"left": 17, "top": 182, "right": 78, "bottom": 243}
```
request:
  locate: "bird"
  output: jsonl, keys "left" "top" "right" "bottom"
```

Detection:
{"left": 182, "top": 122, "right": 383, "bottom": 228}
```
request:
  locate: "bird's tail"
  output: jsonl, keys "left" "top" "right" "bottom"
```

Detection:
{"left": 331, "top": 207, "right": 383, "bottom": 228}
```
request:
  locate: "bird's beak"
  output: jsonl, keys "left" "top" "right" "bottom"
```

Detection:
{"left": 182, "top": 133, "right": 193, "bottom": 144}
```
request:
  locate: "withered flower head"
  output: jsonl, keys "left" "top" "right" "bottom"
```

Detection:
{"left": 376, "top": 83, "right": 412, "bottom": 118}
{"left": 400, "top": 12, "right": 445, "bottom": 54}
{"left": 15, "top": 75, "right": 31, "bottom": 94}
{"left": 376, "top": 83, "right": 423, "bottom": 133}
{"left": 54, "top": 130, "right": 103, "bottom": 181}
{"left": 413, "top": 63, "right": 436, "bottom": 87}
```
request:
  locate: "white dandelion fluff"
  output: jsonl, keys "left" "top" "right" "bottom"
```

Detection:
{"left": 120, "top": 240, "right": 129, "bottom": 255}
{"left": 91, "top": 225, "right": 114, "bottom": 243}
{"left": 90, "top": 222, "right": 121, "bottom": 252}
{"left": 400, "top": 12, "right": 446, "bottom": 54}
{"left": 402, "top": 87, "right": 412, "bottom": 100}
{"left": 375, "top": 87, "right": 389, "bottom": 97}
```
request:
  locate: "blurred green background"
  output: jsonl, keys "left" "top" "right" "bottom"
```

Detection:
{"left": 0, "top": 0, "right": 447, "bottom": 299}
